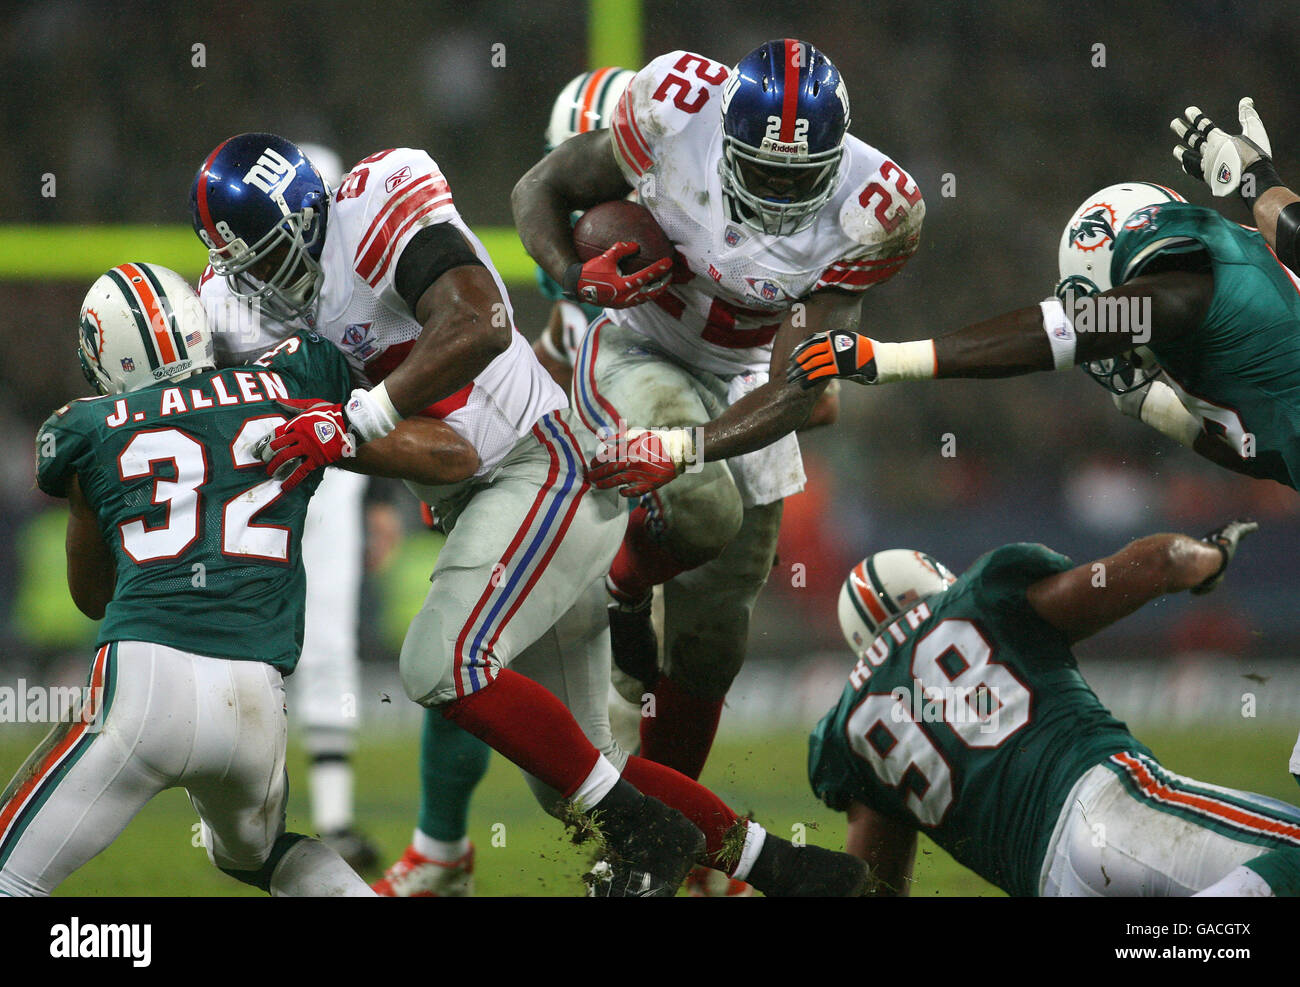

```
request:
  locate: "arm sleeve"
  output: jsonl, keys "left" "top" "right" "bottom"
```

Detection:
{"left": 35, "top": 405, "right": 92, "bottom": 498}
{"left": 393, "top": 222, "right": 486, "bottom": 313}
{"left": 967, "top": 543, "right": 1078, "bottom": 666}
{"left": 1275, "top": 200, "right": 1300, "bottom": 275}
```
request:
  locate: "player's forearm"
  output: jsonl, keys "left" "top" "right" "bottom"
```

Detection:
{"left": 345, "top": 419, "right": 480, "bottom": 485}
{"left": 1252, "top": 186, "right": 1299, "bottom": 249}
{"left": 933, "top": 304, "right": 1057, "bottom": 378}
{"left": 699, "top": 379, "right": 821, "bottom": 462}
{"left": 512, "top": 173, "right": 583, "bottom": 284}
{"left": 512, "top": 133, "right": 631, "bottom": 284}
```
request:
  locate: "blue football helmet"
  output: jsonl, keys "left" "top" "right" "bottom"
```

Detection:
{"left": 190, "top": 133, "right": 330, "bottom": 321}
{"left": 719, "top": 40, "right": 850, "bottom": 235}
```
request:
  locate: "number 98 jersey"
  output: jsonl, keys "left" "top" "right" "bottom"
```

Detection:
{"left": 608, "top": 49, "right": 925, "bottom": 376}
{"left": 35, "top": 332, "right": 353, "bottom": 672}
{"left": 808, "top": 543, "right": 1152, "bottom": 897}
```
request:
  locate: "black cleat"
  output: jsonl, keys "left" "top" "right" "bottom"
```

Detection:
{"left": 607, "top": 588, "right": 659, "bottom": 691}
{"left": 745, "top": 834, "right": 873, "bottom": 897}
{"left": 582, "top": 783, "right": 705, "bottom": 897}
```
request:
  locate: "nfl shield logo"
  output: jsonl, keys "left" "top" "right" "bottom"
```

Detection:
{"left": 761, "top": 281, "right": 778, "bottom": 301}
{"left": 1217, "top": 163, "right": 1233, "bottom": 184}
{"left": 121, "top": 357, "right": 135, "bottom": 372}
{"left": 724, "top": 227, "right": 741, "bottom": 247}
{"left": 315, "top": 421, "right": 336, "bottom": 443}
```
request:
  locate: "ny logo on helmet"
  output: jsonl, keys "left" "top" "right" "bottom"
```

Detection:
{"left": 1068, "top": 204, "right": 1117, "bottom": 253}
{"left": 244, "top": 147, "right": 296, "bottom": 214}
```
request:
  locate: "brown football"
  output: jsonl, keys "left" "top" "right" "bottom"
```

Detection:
{"left": 572, "top": 200, "right": 674, "bottom": 273}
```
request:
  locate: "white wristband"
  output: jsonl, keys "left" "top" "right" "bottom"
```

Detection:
{"left": 1039, "top": 298, "right": 1077, "bottom": 370}
{"left": 872, "top": 339, "right": 937, "bottom": 383}
{"left": 344, "top": 381, "right": 402, "bottom": 442}
{"left": 1139, "top": 380, "right": 1202, "bottom": 448}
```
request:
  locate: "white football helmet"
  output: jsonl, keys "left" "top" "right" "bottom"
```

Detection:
{"left": 545, "top": 67, "right": 635, "bottom": 151}
{"left": 1056, "top": 182, "right": 1186, "bottom": 299}
{"left": 838, "top": 549, "right": 956, "bottom": 655}
{"left": 78, "top": 263, "right": 215, "bottom": 395}
{"left": 1056, "top": 182, "right": 1186, "bottom": 393}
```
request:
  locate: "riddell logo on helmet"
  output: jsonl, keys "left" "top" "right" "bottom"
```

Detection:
{"left": 759, "top": 139, "right": 805, "bottom": 156}
{"left": 1068, "top": 203, "right": 1117, "bottom": 252}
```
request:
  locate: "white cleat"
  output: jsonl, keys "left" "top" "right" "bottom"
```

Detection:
{"left": 372, "top": 843, "right": 474, "bottom": 897}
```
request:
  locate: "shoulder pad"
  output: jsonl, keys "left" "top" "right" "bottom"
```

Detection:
{"left": 839, "top": 158, "right": 925, "bottom": 257}
{"left": 611, "top": 50, "right": 730, "bottom": 180}
{"left": 337, "top": 148, "right": 457, "bottom": 287}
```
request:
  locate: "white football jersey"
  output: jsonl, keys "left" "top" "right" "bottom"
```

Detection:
{"left": 609, "top": 50, "right": 925, "bottom": 376}
{"left": 202, "top": 147, "right": 566, "bottom": 476}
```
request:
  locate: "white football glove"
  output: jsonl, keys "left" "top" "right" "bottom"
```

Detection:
{"left": 1171, "top": 98, "right": 1272, "bottom": 197}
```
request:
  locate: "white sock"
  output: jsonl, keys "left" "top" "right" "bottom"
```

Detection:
{"left": 1194, "top": 865, "right": 1275, "bottom": 897}
{"left": 571, "top": 755, "right": 621, "bottom": 810}
{"left": 309, "top": 759, "right": 353, "bottom": 834}
{"left": 729, "top": 821, "right": 767, "bottom": 882}
{"left": 413, "top": 830, "right": 470, "bottom": 862}
{"left": 270, "top": 838, "right": 376, "bottom": 897}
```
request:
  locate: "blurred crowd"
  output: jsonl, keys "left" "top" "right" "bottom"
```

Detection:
{"left": 2, "top": 0, "right": 1297, "bottom": 675}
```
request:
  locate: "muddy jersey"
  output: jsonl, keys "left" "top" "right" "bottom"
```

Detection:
{"left": 608, "top": 49, "right": 924, "bottom": 376}
{"left": 201, "top": 147, "right": 566, "bottom": 477}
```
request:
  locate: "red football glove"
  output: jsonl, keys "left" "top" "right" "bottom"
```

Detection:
{"left": 263, "top": 404, "right": 355, "bottom": 491}
{"left": 563, "top": 242, "right": 673, "bottom": 309}
{"left": 588, "top": 428, "right": 695, "bottom": 497}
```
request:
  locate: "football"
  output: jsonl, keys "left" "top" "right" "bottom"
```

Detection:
{"left": 572, "top": 200, "right": 674, "bottom": 273}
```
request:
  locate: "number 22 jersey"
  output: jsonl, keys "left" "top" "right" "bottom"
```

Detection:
{"left": 608, "top": 49, "right": 925, "bottom": 376}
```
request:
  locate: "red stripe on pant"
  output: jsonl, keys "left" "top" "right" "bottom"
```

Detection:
{"left": 451, "top": 424, "right": 562, "bottom": 698}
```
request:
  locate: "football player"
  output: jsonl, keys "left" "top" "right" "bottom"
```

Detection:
{"left": 512, "top": 40, "right": 921, "bottom": 787}
{"left": 1, "top": 264, "right": 476, "bottom": 896}
{"left": 1169, "top": 98, "right": 1300, "bottom": 276}
{"left": 1167, "top": 100, "right": 1300, "bottom": 790}
{"left": 193, "top": 135, "right": 870, "bottom": 896}
{"left": 789, "top": 181, "right": 1300, "bottom": 490}
{"left": 809, "top": 525, "right": 1300, "bottom": 896}
{"left": 374, "top": 71, "right": 641, "bottom": 897}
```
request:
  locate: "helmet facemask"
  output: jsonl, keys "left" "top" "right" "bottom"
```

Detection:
{"left": 720, "top": 135, "right": 843, "bottom": 236}
{"left": 209, "top": 202, "right": 325, "bottom": 323}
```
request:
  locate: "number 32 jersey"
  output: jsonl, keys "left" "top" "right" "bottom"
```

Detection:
{"left": 808, "top": 543, "right": 1150, "bottom": 897}
{"left": 609, "top": 49, "right": 925, "bottom": 376}
{"left": 202, "top": 147, "right": 566, "bottom": 477}
{"left": 35, "top": 333, "right": 352, "bottom": 672}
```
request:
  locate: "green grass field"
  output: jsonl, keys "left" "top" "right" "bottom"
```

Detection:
{"left": 2, "top": 724, "right": 1296, "bottom": 896}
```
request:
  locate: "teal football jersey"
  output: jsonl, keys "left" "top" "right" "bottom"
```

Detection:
{"left": 35, "top": 331, "right": 353, "bottom": 672}
{"left": 808, "top": 543, "right": 1151, "bottom": 897}
{"left": 1110, "top": 202, "right": 1300, "bottom": 487}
